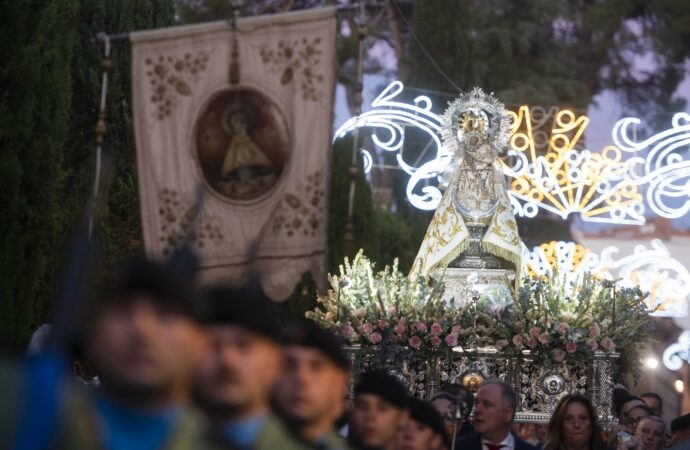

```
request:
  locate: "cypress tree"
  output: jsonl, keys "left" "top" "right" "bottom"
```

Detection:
{"left": 0, "top": 0, "right": 78, "bottom": 350}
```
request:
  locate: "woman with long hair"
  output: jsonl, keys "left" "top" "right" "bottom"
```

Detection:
{"left": 544, "top": 394, "right": 605, "bottom": 450}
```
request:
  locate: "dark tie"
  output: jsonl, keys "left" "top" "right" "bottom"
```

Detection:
{"left": 486, "top": 444, "right": 505, "bottom": 450}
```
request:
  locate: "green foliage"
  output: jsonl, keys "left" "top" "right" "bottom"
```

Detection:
{"left": 64, "top": 0, "right": 176, "bottom": 274}
{"left": 0, "top": 0, "right": 78, "bottom": 350}
{"left": 404, "top": 0, "right": 690, "bottom": 118}
{"left": 0, "top": 0, "right": 177, "bottom": 349}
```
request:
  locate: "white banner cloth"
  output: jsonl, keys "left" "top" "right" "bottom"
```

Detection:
{"left": 130, "top": 7, "right": 337, "bottom": 300}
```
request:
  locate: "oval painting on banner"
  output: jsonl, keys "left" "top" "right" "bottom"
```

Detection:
{"left": 194, "top": 88, "right": 290, "bottom": 202}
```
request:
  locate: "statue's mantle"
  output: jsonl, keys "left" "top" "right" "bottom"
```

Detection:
{"left": 345, "top": 346, "right": 617, "bottom": 424}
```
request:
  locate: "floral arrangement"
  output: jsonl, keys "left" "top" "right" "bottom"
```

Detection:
{"left": 307, "top": 250, "right": 653, "bottom": 375}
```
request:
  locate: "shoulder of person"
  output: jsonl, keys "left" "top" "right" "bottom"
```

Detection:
{"left": 321, "top": 431, "right": 355, "bottom": 450}
{"left": 255, "top": 414, "right": 312, "bottom": 450}
{"left": 457, "top": 432, "right": 484, "bottom": 449}
{"left": 166, "top": 407, "right": 228, "bottom": 450}
{"left": 514, "top": 436, "right": 540, "bottom": 450}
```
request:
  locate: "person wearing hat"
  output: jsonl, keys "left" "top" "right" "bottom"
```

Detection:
{"left": 348, "top": 370, "right": 409, "bottom": 450}
{"left": 399, "top": 397, "right": 450, "bottom": 450}
{"left": 274, "top": 319, "right": 352, "bottom": 450}
{"left": 194, "top": 284, "right": 308, "bottom": 450}
{"left": 55, "top": 256, "right": 220, "bottom": 450}
{"left": 671, "top": 413, "right": 690, "bottom": 450}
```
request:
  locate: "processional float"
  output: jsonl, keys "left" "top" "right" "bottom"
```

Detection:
{"left": 311, "top": 86, "right": 653, "bottom": 424}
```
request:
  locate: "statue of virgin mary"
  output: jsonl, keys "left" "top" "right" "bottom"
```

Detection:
{"left": 410, "top": 88, "right": 522, "bottom": 285}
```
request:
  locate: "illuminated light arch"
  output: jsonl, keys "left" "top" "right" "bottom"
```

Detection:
{"left": 524, "top": 240, "right": 690, "bottom": 317}
{"left": 334, "top": 81, "right": 690, "bottom": 224}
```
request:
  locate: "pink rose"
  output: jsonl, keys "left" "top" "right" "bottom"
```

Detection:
{"left": 430, "top": 336, "right": 442, "bottom": 348}
{"left": 558, "top": 322, "right": 568, "bottom": 334}
{"left": 361, "top": 323, "right": 374, "bottom": 334}
{"left": 378, "top": 320, "right": 389, "bottom": 330}
{"left": 415, "top": 322, "right": 427, "bottom": 333}
{"left": 495, "top": 339, "right": 509, "bottom": 350}
{"left": 445, "top": 333, "right": 459, "bottom": 347}
{"left": 399, "top": 317, "right": 406, "bottom": 324}
{"left": 512, "top": 335, "right": 524, "bottom": 347}
{"left": 589, "top": 324, "right": 601, "bottom": 337}
{"left": 529, "top": 326, "right": 541, "bottom": 337}
{"left": 430, "top": 322, "right": 443, "bottom": 335}
{"left": 409, "top": 335, "right": 422, "bottom": 349}
{"left": 387, "top": 307, "right": 397, "bottom": 315}
{"left": 355, "top": 308, "right": 366, "bottom": 318}
{"left": 369, "top": 332, "right": 382, "bottom": 344}
{"left": 600, "top": 337, "right": 615, "bottom": 351}
{"left": 586, "top": 338, "right": 598, "bottom": 351}
{"left": 342, "top": 325, "right": 355, "bottom": 337}
{"left": 566, "top": 340, "right": 577, "bottom": 353}
{"left": 389, "top": 334, "right": 399, "bottom": 343}
{"left": 394, "top": 324, "right": 406, "bottom": 335}
{"left": 452, "top": 325, "right": 462, "bottom": 334}
{"left": 539, "top": 333, "right": 551, "bottom": 345}
{"left": 527, "top": 337, "right": 538, "bottom": 349}
{"left": 552, "top": 349, "right": 566, "bottom": 362}
{"left": 514, "top": 320, "right": 525, "bottom": 329}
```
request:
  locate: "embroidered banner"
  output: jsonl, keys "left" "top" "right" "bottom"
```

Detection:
{"left": 130, "top": 7, "right": 337, "bottom": 300}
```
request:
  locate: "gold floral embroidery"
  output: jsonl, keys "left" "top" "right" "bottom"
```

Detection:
{"left": 272, "top": 171, "right": 325, "bottom": 237}
{"left": 145, "top": 51, "right": 210, "bottom": 120}
{"left": 157, "top": 188, "right": 224, "bottom": 255}
{"left": 259, "top": 37, "right": 324, "bottom": 101}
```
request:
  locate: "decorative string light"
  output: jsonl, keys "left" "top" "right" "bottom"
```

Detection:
{"left": 334, "top": 81, "right": 690, "bottom": 224}
{"left": 524, "top": 239, "right": 690, "bottom": 317}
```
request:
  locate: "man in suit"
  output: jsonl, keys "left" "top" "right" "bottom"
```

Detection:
{"left": 274, "top": 319, "right": 352, "bottom": 450}
{"left": 457, "top": 380, "right": 537, "bottom": 450}
{"left": 194, "top": 284, "right": 308, "bottom": 450}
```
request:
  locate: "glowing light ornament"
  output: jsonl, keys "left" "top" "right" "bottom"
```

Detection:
{"left": 334, "top": 81, "right": 690, "bottom": 224}
{"left": 506, "top": 106, "right": 644, "bottom": 224}
{"left": 360, "top": 149, "right": 373, "bottom": 174}
{"left": 334, "top": 81, "right": 447, "bottom": 210}
{"left": 613, "top": 112, "right": 690, "bottom": 219}
{"left": 524, "top": 239, "right": 690, "bottom": 317}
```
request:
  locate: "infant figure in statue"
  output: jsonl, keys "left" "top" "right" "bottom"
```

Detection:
{"left": 410, "top": 88, "right": 522, "bottom": 291}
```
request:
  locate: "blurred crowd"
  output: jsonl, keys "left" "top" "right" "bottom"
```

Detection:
{"left": 2, "top": 256, "right": 690, "bottom": 450}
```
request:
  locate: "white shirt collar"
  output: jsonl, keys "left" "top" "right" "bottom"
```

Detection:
{"left": 482, "top": 432, "right": 515, "bottom": 450}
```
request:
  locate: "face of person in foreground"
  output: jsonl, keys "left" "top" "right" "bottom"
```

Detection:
{"left": 351, "top": 393, "right": 407, "bottom": 449}
{"left": 473, "top": 384, "right": 513, "bottom": 442}
{"left": 274, "top": 346, "right": 347, "bottom": 431}
{"left": 562, "top": 401, "right": 592, "bottom": 450}
{"left": 635, "top": 418, "right": 665, "bottom": 450}
{"left": 196, "top": 325, "right": 282, "bottom": 419}
{"left": 399, "top": 418, "right": 443, "bottom": 450}
{"left": 89, "top": 295, "right": 205, "bottom": 403}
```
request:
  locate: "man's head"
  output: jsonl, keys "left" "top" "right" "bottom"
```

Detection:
{"left": 87, "top": 257, "right": 206, "bottom": 407}
{"left": 195, "top": 283, "right": 283, "bottom": 421}
{"left": 473, "top": 380, "right": 516, "bottom": 443}
{"left": 350, "top": 370, "right": 409, "bottom": 449}
{"left": 399, "top": 397, "right": 448, "bottom": 450}
{"left": 640, "top": 393, "right": 663, "bottom": 417}
{"left": 635, "top": 416, "right": 666, "bottom": 450}
{"left": 671, "top": 412, "right": 690, "bottom": 446}
{"left": 274, "top": 320, "right": 349, "bottom": 439}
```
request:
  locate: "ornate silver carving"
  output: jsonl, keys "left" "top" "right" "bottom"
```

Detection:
{"left": 344, "top": 346, "right": 618, "bottom": 424}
